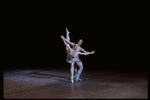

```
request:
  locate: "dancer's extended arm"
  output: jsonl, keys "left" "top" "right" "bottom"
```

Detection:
{"left": 79, "top": 50, "right": 95, "bottom": 55}
{"left": 81, "top": 49, "right": 88, "bottom": 53}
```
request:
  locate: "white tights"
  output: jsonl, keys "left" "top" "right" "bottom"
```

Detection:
{"left": 66, "top": 28, "right": 70, "bottom": 51}
{"left": 75, "top": 61, "right": 83, "bottom": 81}
{"left": 70, "top": 61, "right": 83, "bottom": 83}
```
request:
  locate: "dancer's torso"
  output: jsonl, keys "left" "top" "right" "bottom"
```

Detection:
{"left": 70, "top": 44, "right": 83, "bottom": 57}
{"left": 66, "top": 44, "right": 83, "bottom": 63}
{"left": 69, "top": 50, "right": 78, "bottom": 58}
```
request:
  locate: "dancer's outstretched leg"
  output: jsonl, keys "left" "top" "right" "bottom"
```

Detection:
{"left": 66, "top": 28, "right": 70, "bottom": 41}
{"left": 75, "top": 61, "right": 83, "bottom": 81}
{"left": 70, "top": 62, "right": 75, "bottom": 83}
{"left": 66, "top": 28, "right": 70, "bottom": 52}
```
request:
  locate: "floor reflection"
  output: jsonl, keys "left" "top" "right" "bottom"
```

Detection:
{"left": 4, "top": 69, "right": 148, "bottom": 99}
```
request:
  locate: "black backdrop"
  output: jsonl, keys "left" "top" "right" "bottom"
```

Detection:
{"left": 3, "top": 1, "right": 147, "bottom": 72}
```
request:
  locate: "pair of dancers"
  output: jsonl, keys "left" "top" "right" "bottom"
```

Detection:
{"left": 61, "top": 28, "right": 95, "bottom": 83}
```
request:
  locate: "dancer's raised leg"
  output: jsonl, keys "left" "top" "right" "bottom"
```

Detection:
{"left": 66, "top": 28, "right": 70, "bottom": 41}
{"left": 66, "top": 28, "right": 70, "bottom": 52}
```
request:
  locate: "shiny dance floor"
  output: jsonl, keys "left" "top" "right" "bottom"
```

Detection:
{"left": 3, "top": 68, "right": 148, "bottom": 99}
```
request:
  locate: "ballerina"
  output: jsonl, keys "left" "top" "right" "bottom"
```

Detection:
{"left": 61, "top": 30, "right": 95, "bottom": 83}
{"left": 64, "top": 28, "right": 85, "bottom": 81}
{"left": 64, "top": 28, "right": 92, "bottom": 81}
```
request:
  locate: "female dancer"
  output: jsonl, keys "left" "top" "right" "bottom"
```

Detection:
{"left": 64, "top": 28, "right": 88, "bottom": 81}
{"left": 61, "top": 34, "right": 95, "bottom": 83}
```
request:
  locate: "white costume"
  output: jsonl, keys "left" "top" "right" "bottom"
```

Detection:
{"left": 66, "top": 44, "right": 83, "bottom": 63}
{"left": 65, "top": 28, "right": 83, "bottom": 83}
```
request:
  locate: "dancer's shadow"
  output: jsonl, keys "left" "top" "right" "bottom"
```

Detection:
{"left": 17, "top": 71, "right": 71, "bottom": 83}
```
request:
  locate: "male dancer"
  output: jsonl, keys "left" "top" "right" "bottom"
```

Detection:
{"left": 62, "top": 28, "right": 94, "bottom": 82}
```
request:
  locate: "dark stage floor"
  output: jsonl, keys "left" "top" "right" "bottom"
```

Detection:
{"left": 3, "top": 68, "right": 148, "bottom": 99}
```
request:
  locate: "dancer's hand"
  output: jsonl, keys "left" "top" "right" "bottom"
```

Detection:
{"left": 60, "top": 35, "right": 64, "bottom": 39}
{"left": 91, "top": 50, "right": 95, "bottom": 54}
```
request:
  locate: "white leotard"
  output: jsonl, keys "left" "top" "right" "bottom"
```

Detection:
{"left": 66, "top": 43, "right": 83, "bottom": 63}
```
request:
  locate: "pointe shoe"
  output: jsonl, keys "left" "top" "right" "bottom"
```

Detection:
{"left": 71, "top": 80, "right": 74, "bottom": 83}
{"left": 71, "top": 77, "right": 74, "bottom": 83}
{"left": 66, "top": 28, "right": 70, "bottom": 34}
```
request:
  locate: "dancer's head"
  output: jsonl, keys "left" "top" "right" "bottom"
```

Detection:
{"left": 77, "top": 39, "right": 83, "bottom": 46}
